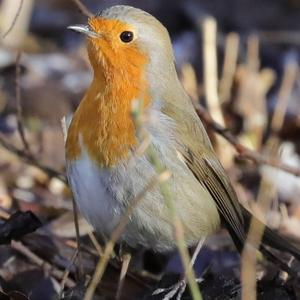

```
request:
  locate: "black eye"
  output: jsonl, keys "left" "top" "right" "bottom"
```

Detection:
{"left": 120, "top": 31, "right": 134, "bottom": 43}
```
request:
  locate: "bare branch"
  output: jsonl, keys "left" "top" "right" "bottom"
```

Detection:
{"left": 71, "top": 198, "right": 84, "bottom": 280}
{"left": 270, "top": 62, "right": 298, "bottom": 135}
{"left": 59, "top": 249, "right": 79, "bottom": 298}
{"left": 11, "top": 240, "right": 75, "bottom": 288}
{"left": 70, "top": 0, "right": 93, "bottom": 18}
{"left": 219, "top": 33, "right": 239, "bottom": 103}
{"left": 133, "top": 102, "right": 203, "bottom": 300}
{"left": 202, "top": 17, "right": 234, "bottom": 168}
{"left": 195, "top": 105, "right": 300, "bottom": 177}
{"left": 241, "top": 61, "right": 298, "bottom": 300}
{"left": 241, "top": 179, "right": 276, "bottom": 300}
{"left": 15, "top": 52, "right": 31, "bottom": 153}
{"left": 83, "top": 171, "right": 171, "bottom": 300}
{"left": 0, "top": 135, "right": 66, "bottom": 183}
{"left": 2, "top": 0, "right": 24, "bottom": 39}
{"left": 202, "top": 17, "right": 225, "bottom": 126}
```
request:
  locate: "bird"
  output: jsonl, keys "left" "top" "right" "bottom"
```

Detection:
{"left": 66, "top": 5, "right": 300, "bottom": 299}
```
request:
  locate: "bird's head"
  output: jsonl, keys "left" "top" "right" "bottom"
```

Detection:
{"left": 68, "top": 5, "right": 177, "bottom": 95}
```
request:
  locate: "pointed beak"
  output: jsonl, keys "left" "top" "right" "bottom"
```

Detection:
{"left": 67, "top": 24, "right": 99, "bottom": 38}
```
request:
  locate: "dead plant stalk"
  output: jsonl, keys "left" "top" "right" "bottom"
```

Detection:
{"left": 241, "top": 60, "right": 298, "bottom": 300}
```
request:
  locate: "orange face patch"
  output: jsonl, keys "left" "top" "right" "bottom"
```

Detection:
{"left": 66, "top": 17, "right": 150, "bottom": 167}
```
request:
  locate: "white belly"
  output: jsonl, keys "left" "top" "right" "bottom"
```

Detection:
{"left": 66, "top": 147, "right": 220, "bottom": 252}
{"left": 66, "top": 151, "right": 123, "bottom": 238}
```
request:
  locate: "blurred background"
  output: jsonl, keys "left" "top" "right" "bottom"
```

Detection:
{"left": 0, "top": 0, "right": 300, "bottom": 299}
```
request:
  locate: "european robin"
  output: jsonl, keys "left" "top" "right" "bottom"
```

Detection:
{"left": 66, "top": 5, "right": 300, "bottom": 299}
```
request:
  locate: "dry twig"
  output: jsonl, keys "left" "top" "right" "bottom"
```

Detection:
{"left": 241, "top": 60, "right": 298, "bottom": 300}
{"left": 11, "top": 240, "right": 75, "bottom": 288}
{"left": 133, "top": 102, "right": 203, "bottom": 300}
{"left": 87, "top": 231, "right": 103, "bottom": 256}
{"left": 195, "top": 106, "right": 300, "bottom": 177}
{"left": 247, "top": 34, "right": 260, "bottom": 72}
{"left": 202, "top": 17, "right": 225, "bottom": 126}
{"left": 116, "top": 253, "right": 131, "bottom": 300}
{"left": 0, "top": 135, "right": 66, "bottom": 182}
{"left": 15, "top": 52, "right": 31, "bottom": 153}
{"left": 270, "top": 62, "right": 299, "bottom": 135}
{"left": 259, "top": 30, "right": 300, "bottom": 46}
{"left": 2, "top": 0, "right": 24, "bottom": 39}
{"left": 71, "top": 198, "right": 84, "bottom": 280}
{"left": 70, "top": 0, "right": 93, "bottom": 18}
{"left": 219, "top": 33, "right": 240, "bottom": 103}
{"left": 241, "top": 179, "right": 276, "bottom": 300}
{"left": 59, "top": 249, "right": 79, "bottom": 298}
{"left": 146, "top": 145, "right": 203, "bottom": 300}
{"left": 202, "top": 17, "right": 234, "bottom": 168}
{"left": 61, "top": 117, "right": 84, "bottom": 280}
{"left": 83, "top": 171, "right": 171, "bottom": 300}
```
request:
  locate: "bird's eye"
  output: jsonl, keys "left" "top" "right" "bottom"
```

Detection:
{"left": 120, "top": 31, "right": 134, "bottom": 43}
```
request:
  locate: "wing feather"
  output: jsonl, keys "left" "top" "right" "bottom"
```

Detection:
{"left": 182, "top": 149, "right": 245, "bottom": 247}
{"left": 162, "top": 100, "right": 246, "bottom": 248}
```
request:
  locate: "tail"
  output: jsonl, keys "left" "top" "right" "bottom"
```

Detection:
{"left": 241, "top": 206, "right": 300, "bottom": 276}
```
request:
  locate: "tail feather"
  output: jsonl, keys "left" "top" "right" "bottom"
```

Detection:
{"left": 262, "top": 226, "right": 300, "bottom": 261}
{"left": 241, "top": 206, "right": 300, "bottom": 275}
{"left": 259, "top": 244, "right": 298, "bottom": 277}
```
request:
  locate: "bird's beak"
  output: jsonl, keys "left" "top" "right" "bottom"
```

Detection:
{"left": 67, "top": 24, "right": 99, "bottom": 38}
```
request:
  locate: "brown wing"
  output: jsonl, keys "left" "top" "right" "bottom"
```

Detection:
{"left": 162, "top": 100, "right": 246, "bottom": 249}
{"left": 183, "top": 147, "right": 246, "bottom": 250}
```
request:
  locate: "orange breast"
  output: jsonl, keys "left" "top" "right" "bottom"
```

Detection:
{"left": 66, "top": 28, "right": 150, "bottom": 167}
